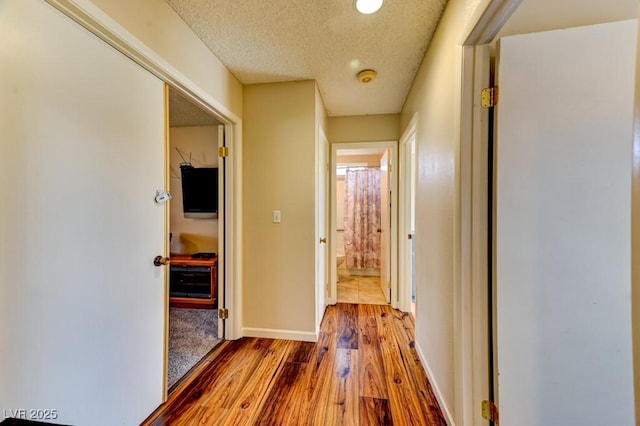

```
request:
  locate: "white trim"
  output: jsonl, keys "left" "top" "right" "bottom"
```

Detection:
{"left": 633, "top": 7, "right": 640, "bottom": 422}
{"left": 225, "top": 122, "right": 243, "bottom": 341}
{"left": 415, "top": 341, "right": 456, "bottom": 426}
{"left": 329, "top": 141, "right": 399, "bottom": 309}
{"left": 316, "top": 126, "right": 330, "bottom": 331}
{"left": 242, "top": 328, "right": 318, "bottom": 343}
{"left": 462, "top": 0, "right": 524, "bottom": 45}
{"left": 456, "top": 1, "right": 524, "bottom": 424}
{"left": 217, "top": 125, "right": 226, "bottom": 340}
{"left": 398, "top": 114, "right": 418, "bottom": 313}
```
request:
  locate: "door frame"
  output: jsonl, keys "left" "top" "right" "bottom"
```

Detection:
{"left": 316, "top": 126, "right": 329, "bottom": 332}
{"left": 45, "top": 0, "right": 244, "bottom": 400}
{"left": 457, "top": 1, "right": 524, "bottom": 424}
{"left": 398, "top": 114, "right": 417, "bottom": 313}
{"left": 329, "top": 141, "right": 398, "bottom": 307}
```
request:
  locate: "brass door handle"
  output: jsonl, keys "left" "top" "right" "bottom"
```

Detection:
{"left": 319, "top": 237, "right": 327, "bottom": 243}
{"left": 153, "top": 256, "right": 170, "bottom": 266}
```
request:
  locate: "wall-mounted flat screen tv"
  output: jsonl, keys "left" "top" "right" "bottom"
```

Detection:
{"left": 180, "top": 165, "right": 218, "bottom": 218}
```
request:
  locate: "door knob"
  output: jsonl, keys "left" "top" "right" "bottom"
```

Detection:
{"left": 319, "top": 237, "right": 327, "bottom": 243}
{"left": 154, "top": 256, "right": 170, "bottom": 266}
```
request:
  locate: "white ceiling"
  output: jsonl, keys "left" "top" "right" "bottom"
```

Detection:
{"left": 166, "top": 0, "right": 639, "bottom": 126}
{"left": 164, "top": 0, "right": 448, "bottom": 117}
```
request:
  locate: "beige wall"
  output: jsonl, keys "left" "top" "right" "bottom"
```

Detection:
{"left": 400, "top": 0, "right": 487, "bottom": 422}
{"left": 169, "top": 126, "right": 219, "bottom": 254}
{"left": 243, "top": 81, "right": 318, "bottom": 339}
{"left": 328, "top": 114, "right": 400, "bottom": 142}
{"left": 89, "top": 0, "right": 243, "bottom": 118}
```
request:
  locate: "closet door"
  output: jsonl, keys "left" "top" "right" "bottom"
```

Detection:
{"left": 0, "top": 1, "right": 166, "bottom": 424}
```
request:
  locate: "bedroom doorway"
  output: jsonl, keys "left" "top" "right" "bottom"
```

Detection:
{"left": 165, "top": 87, "right": 225, "bottom": 391}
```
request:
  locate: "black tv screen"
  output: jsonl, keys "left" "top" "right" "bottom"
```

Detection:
{"left": 180, "top": 165, "right": 218, "bottom": 218}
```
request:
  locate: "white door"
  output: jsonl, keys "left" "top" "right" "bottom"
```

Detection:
{"left": 380, "top": 150, "right": 391, "bottom": 303}
{"left": 399, "top": 121, "right": 417, "bottom": 312}
{"left": 316, "top": 128, "right": 329, "bottom": 328}
{"left": 0, "top": 1, "right": 166, "bottom": 424}
{"left": 494, "top": 20, "right": 637, "bottom": 425}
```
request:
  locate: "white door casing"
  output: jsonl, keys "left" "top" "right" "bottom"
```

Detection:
{"left": 495, "top": 19, "right": 637, "bottom": 425}
{"left": 399, "top": 115, "right": 418, "bottom": 312}
{"left": 316, "top": 127, "right": 329, "bottom": 329}
{"left": 330, "top": 141, "right": 398, "bottom": 308}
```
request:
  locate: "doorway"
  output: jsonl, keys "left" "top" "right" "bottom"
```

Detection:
{"left": 165, "top": 87, "right": 225, "bottom": 391}
{"left": 330, "top": 141, "right": 398, "bottom": 306}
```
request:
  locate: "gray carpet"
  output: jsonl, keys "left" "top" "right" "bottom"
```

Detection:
{"left": 168, "top": 307, "right": 220, "bottom": 388}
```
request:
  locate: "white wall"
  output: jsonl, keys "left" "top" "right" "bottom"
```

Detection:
{"left": 169, "top": 126, "right": 219, "bottom": 254}
{"left": 242, "top": 81, "right": 318, "bottom": 341}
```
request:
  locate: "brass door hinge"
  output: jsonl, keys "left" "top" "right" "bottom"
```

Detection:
{"left": 482, "top": 400, "right": 499, "bottom": 423}
{"left": 481, "top": 87, "right": 498, "bottom": 108}
{"left": 218, "top": 146, "right": 229, "bottom": 157}
{"left": 387, "top": 281, "right": 391, "bottom": 289}
{"left": 218, "top": 308, "right": 229, "bottom": 319}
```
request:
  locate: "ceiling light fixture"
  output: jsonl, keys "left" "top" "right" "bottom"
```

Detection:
{"left": 357, "top": 69, "right": 377, "bottom": 84}
{"left": 355, "top": 0, "right": 383, "bottom": 14}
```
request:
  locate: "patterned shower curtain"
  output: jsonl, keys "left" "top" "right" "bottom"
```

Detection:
{"left": 344, "top": 169, "right": 381, "bottom": 269}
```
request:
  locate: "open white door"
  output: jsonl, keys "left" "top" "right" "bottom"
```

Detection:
{"left": 494, "top": 20, "right": 637, "bottom": 425}
{"left": 0, "top": 1, "right": 166, "bottom": 424}
{"left": 316, "top": 127, "right": 329, "bottom": 329}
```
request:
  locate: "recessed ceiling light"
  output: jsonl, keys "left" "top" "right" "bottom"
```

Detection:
{"left": 355, "top": 0, "right": 383, "bottom": 14}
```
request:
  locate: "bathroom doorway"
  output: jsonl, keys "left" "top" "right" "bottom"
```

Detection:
{"left": 330, "top": 141, "right": 398, "bottom": 306}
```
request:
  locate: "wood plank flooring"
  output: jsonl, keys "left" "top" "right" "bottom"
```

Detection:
{"left": 143, "top": 304, "right": 447, "bottom": 425}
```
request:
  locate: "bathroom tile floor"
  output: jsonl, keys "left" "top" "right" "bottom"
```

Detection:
{"left": 337, "top": 273, "right": 388, "bottom": 305}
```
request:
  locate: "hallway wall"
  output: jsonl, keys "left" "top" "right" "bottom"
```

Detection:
{"left": 242, "top": 81, "right": 319, "bottom": 340}
{"left": 399, "top": 0, "right": 491, "bottom": 423}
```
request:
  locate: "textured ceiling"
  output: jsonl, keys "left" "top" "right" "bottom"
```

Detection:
{"left": 164, "top": 0, "right": 448, "bottom": 117}
{"left": 169, "top": 87, "right": 223, "bottom": 127}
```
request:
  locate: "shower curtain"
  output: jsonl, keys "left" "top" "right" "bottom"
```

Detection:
{"left": 344, "top": 169, "right": 381, "bottom": 269}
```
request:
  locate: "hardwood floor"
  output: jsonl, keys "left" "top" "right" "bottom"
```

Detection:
{"left": 143, "top": 304, "right": 446, "bottom": 425}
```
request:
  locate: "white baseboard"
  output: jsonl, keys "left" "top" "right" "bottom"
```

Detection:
{"left": 415, "top": 341, "right": 456, "bottom": 426}
{"left": 242, "top": 327, "right": 318, "bottom": 342}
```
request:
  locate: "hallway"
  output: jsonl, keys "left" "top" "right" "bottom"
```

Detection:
{"left": 144, "top": 303, "right": 446, "bottom": 425}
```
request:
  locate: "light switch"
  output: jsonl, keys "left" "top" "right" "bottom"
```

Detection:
{"left": 273, "top": 210, "right": 281, "bottom": 223}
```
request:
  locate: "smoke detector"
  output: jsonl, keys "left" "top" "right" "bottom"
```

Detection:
{"left": 357, "top": 69, "right": 377, "bottom": 84}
